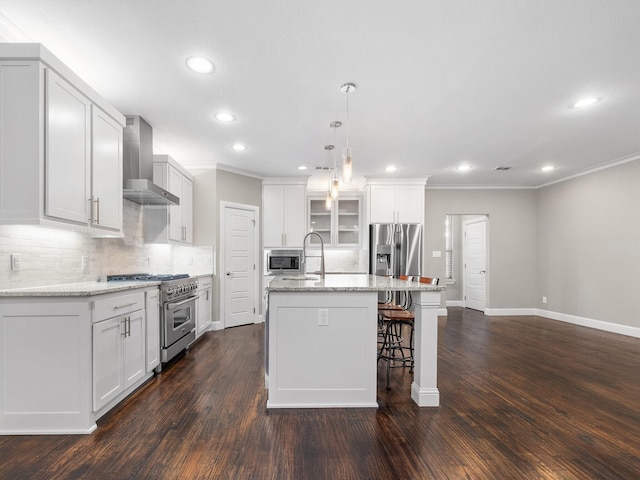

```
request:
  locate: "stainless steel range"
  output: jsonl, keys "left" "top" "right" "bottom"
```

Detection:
{"left": 107, "top": 274, "right": 198, "bottom": 364}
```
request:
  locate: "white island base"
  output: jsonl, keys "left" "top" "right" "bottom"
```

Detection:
{"left": 266, "top": 275, "right": 442, "bottom": 409}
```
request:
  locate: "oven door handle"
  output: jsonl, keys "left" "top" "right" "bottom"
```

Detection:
{"left": 167, "top": 295, "right": 199, "bottom": 310}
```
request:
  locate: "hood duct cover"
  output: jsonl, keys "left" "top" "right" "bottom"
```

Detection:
{"left": 123, "top": 115, "right": 180, "bottom": 206}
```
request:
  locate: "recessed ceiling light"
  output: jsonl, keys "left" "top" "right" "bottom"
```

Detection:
{"left": 298, "top": 165, "right": 308, "bottom": 171}
{"left": 385, "top": 165, "right": 397, "bottom": 172}
{"left": 232, "top": 143, "right": 247, "bottom": 152}
{"left": 185, "top": 56, "right": 216, "bottom": 74}
{"left": 570, "top": 97, "right": 600, "bottom": 109}
{"left": 457, "top": 164, "right": 472, "bottom": 172}
{"left": 541, "top": 165, "right": 555, "bottom": 172}
{"left": 214, "top": 112, "right": 236, "bottom": 122}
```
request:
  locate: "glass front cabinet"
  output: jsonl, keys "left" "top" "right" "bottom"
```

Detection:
{"left": 307, "top": 195, "right": 361, "bottom": 247}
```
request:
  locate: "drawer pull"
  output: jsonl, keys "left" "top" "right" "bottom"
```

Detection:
{"left": 113, "top": 302, "right": 137, "bottom": 310}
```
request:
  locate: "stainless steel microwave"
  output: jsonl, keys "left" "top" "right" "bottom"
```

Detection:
{"left": 264, "top": 249, "right": 303, "bottom": 275}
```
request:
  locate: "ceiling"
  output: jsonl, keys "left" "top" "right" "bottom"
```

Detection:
{"left": 1, "top": 0, "right": 639, "bottom": 188}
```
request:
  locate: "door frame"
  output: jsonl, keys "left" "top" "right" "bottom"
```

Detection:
{"left": 219, "top": 201, "right": 261, "bottom": 329}
{"left": 462, "top": 215, "right": 489, "bottom": 311}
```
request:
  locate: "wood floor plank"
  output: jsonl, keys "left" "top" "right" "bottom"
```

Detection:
{"left": 1, "top": 308, "right": 639, "bottom": 479}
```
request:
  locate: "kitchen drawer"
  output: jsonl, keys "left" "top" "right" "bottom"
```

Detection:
{"left": 93, "top": 291, "right": 145, "bottom": 322}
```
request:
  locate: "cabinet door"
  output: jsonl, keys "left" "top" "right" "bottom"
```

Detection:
{"left": 91, "top": 106, "right": 123, "bottom": 232}
{"left": 197, "top": 286, "right": 212, "bottom": 336}
{"left": 394, "top": 186, "right": 423, "bottom": 223}
{"left": 182, "top": 176, "right": 193, "bottom": 244}
{"left": 145, "top": 290, "right": 160, "bottom": 372}
{"left": 93, "top": 317, "right": 123, "bottom": 411}
{"left": 45, "top": 69, "right": 91, "bottom": 224}
{"left": 282, "top": 185, "right": 305, "bottom": 247}
{"left": 123, "top": 310, "right": 146, "bottom": 390}
{"left": 168, "top": 165, "right": 184, "bottom": 242}
{"left": 335, "top": 197, "right": 361, "bottom": 246}
{"left": 263, "top": 185, "right": 285, "bottom": 247}
{"left": 308, "top": 197, "right": 332, "bottom": 245}
{"left": 369, "top": 186, "right": 396, "bottom": 223}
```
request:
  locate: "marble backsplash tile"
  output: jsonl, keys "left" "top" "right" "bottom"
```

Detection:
{"left": 0, "top": 201, "right": 213, "bottom": 289}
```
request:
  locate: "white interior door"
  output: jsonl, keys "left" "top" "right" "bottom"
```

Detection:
{"left": 223, "top": 206, "right": 257, "bottom": 328}
{"left": 464, "top": 217, "right": 487, "bottom": 311}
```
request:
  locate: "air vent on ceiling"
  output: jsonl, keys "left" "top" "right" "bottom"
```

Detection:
{"left": 493, "top": 166, "right": 512, "bottom": 171}
{"left": 315, "top": 166, "right": 334, "bottom": 171}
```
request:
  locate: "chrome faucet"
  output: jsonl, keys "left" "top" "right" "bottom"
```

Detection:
{"left": 302, "top": 232, "right": 325, "bottom": 279}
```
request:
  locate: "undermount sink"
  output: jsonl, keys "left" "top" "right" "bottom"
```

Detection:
{"left": 280, "top": 275, "right": 320, "bottom": 281}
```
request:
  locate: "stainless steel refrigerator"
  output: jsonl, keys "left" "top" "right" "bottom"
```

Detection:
{"left": 369, "top": 223, "right": 422, "bottom": 278}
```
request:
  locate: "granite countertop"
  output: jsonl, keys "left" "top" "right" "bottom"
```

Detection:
{"left": 0, "top": 281, "right": 161, "bottom": 297}
{"left": 267, "top": 274, "right": 445, "bottom": 293}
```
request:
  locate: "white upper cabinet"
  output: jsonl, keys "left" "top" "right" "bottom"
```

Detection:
{"left": 366, "top": 179, "right": 428, "bottom": 224}
{"left": 307, "top": 195, "right": 362, "bottom": 247}
{"left": 144, "top": 155, "right": 193, "bottom": 245}
{"left": 263, "top": 181, "right": 306, "bottom": 247}
{"left": 90, "top": 106, "right": 123, "bottom": 233}
{"left": 0, "top": 44, "right": 125, "bottom": 235}
{"left": 45, "top": 70, "right": 91, "bottom": 225}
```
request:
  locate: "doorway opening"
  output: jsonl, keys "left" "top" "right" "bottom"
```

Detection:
{"left": 445, "top": 214, "right": 489, "bottom": 312}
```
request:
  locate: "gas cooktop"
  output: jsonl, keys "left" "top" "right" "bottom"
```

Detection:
{"left": 107, "top": 273, "right": 190, "bottom": 282}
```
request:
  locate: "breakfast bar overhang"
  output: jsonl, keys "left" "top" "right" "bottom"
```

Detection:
{"left": 265, "top": 274, "right": 444, "bottom": 408}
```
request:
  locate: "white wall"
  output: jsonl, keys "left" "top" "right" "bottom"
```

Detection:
{"left": 536, "top": 158, "right": 640, "bottom": 329}
{"left": 0, "top": 201, "right": 212, "bottom": 290}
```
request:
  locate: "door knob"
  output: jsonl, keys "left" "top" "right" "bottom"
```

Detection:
{"left": 226, "top": 271, "right": 232, "bottom": 276}
{"left": 480, "top": 270, "right": 486, "bottom": 274}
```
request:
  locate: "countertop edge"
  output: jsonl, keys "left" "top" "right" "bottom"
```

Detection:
{"left": 0, "top": 281, "right": 161, "bottom": 297}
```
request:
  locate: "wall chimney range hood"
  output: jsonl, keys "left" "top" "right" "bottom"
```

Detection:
{"left": 123, "top": 115, "right": 180, "bottom": 206}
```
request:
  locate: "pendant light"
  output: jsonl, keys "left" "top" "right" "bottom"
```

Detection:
{"left": 330, "top": 121, "right": 342, "bottom": 199}
{"left": 340, "top": 83, "right": 356, "bottom": 184}
{"left": 324, "top": 145, "right": 334, "bottom": 209}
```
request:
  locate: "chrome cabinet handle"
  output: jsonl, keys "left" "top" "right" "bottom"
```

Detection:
{"left": 121, "top": 316, "right": 130, "bottom": 337}
{"left": 113, "top": 302, "right": 137, "bottom": 310}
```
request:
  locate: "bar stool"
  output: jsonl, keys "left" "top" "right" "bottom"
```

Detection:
{"left": 377, "top": 276, "right": 439, "bottom": 389}
{"left": 377, "top": 275, "right": 413, "bottom": 389}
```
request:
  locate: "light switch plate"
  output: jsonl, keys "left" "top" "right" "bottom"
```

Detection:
{"left": 10, "top": 253, "right": 21, "bottom": 271}
{"left": 318, "top": 309, "right": 329, "bottom": 326}
{"left": 432, "top": 251, "right": 442, "bottom": 258}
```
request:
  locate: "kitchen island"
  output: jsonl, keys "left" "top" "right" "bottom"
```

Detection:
{"left": 266, "top": 274, "right": 444, "bottom": 408}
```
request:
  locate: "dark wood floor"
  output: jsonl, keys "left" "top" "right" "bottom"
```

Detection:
{"left": 1, "top": 308, "right": 639, "bottom": 479}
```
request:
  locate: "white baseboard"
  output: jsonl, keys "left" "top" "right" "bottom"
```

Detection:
{"left": 437, "top": 308, "right": 448, "bottom": 316}
{"left": 535, "top": 309, "right": 640, "bottom": 338}
{"left": 484, "top": 308, "right": 538, "bottom": 316}
{"left": 211, "top": 320, "right": 224, "bottom": 331}
{"left": 484, "top": 307, "right": 640, "bottom": 338}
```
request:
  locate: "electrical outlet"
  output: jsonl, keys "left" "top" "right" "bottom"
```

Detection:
{"left": 186, "top": 257, "right": 193, "bottom": 266}
{"left": 432, "top": 251, "right": 442, "bottom": 258}
{"left": 10, "top": 253, "right": 21, "bottom": 271}
{"left": 318, "top": 309, "right": 329, "bottom": 326}
{"left": 542, "top": 296, "right": 547, "bottom": 304}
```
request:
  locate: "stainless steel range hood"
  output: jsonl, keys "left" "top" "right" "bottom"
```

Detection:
{"left": 123, "top": 115, "right": 180, "bottom": 206}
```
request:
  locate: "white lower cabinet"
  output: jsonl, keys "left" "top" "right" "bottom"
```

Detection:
{"left": 0, "top": 285, "right": 159, "bottom": 435}
{"left": 196, "top": 276, "right": 213, "bottom": 337}
{"left": 93, "top": 296, "right": 146, "bottom": 412}
{"left": 93, "top": 316, "right": 124, "bottom": 412}
{"left": 145, "top": 289, "right": 161, "bottom": 372}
